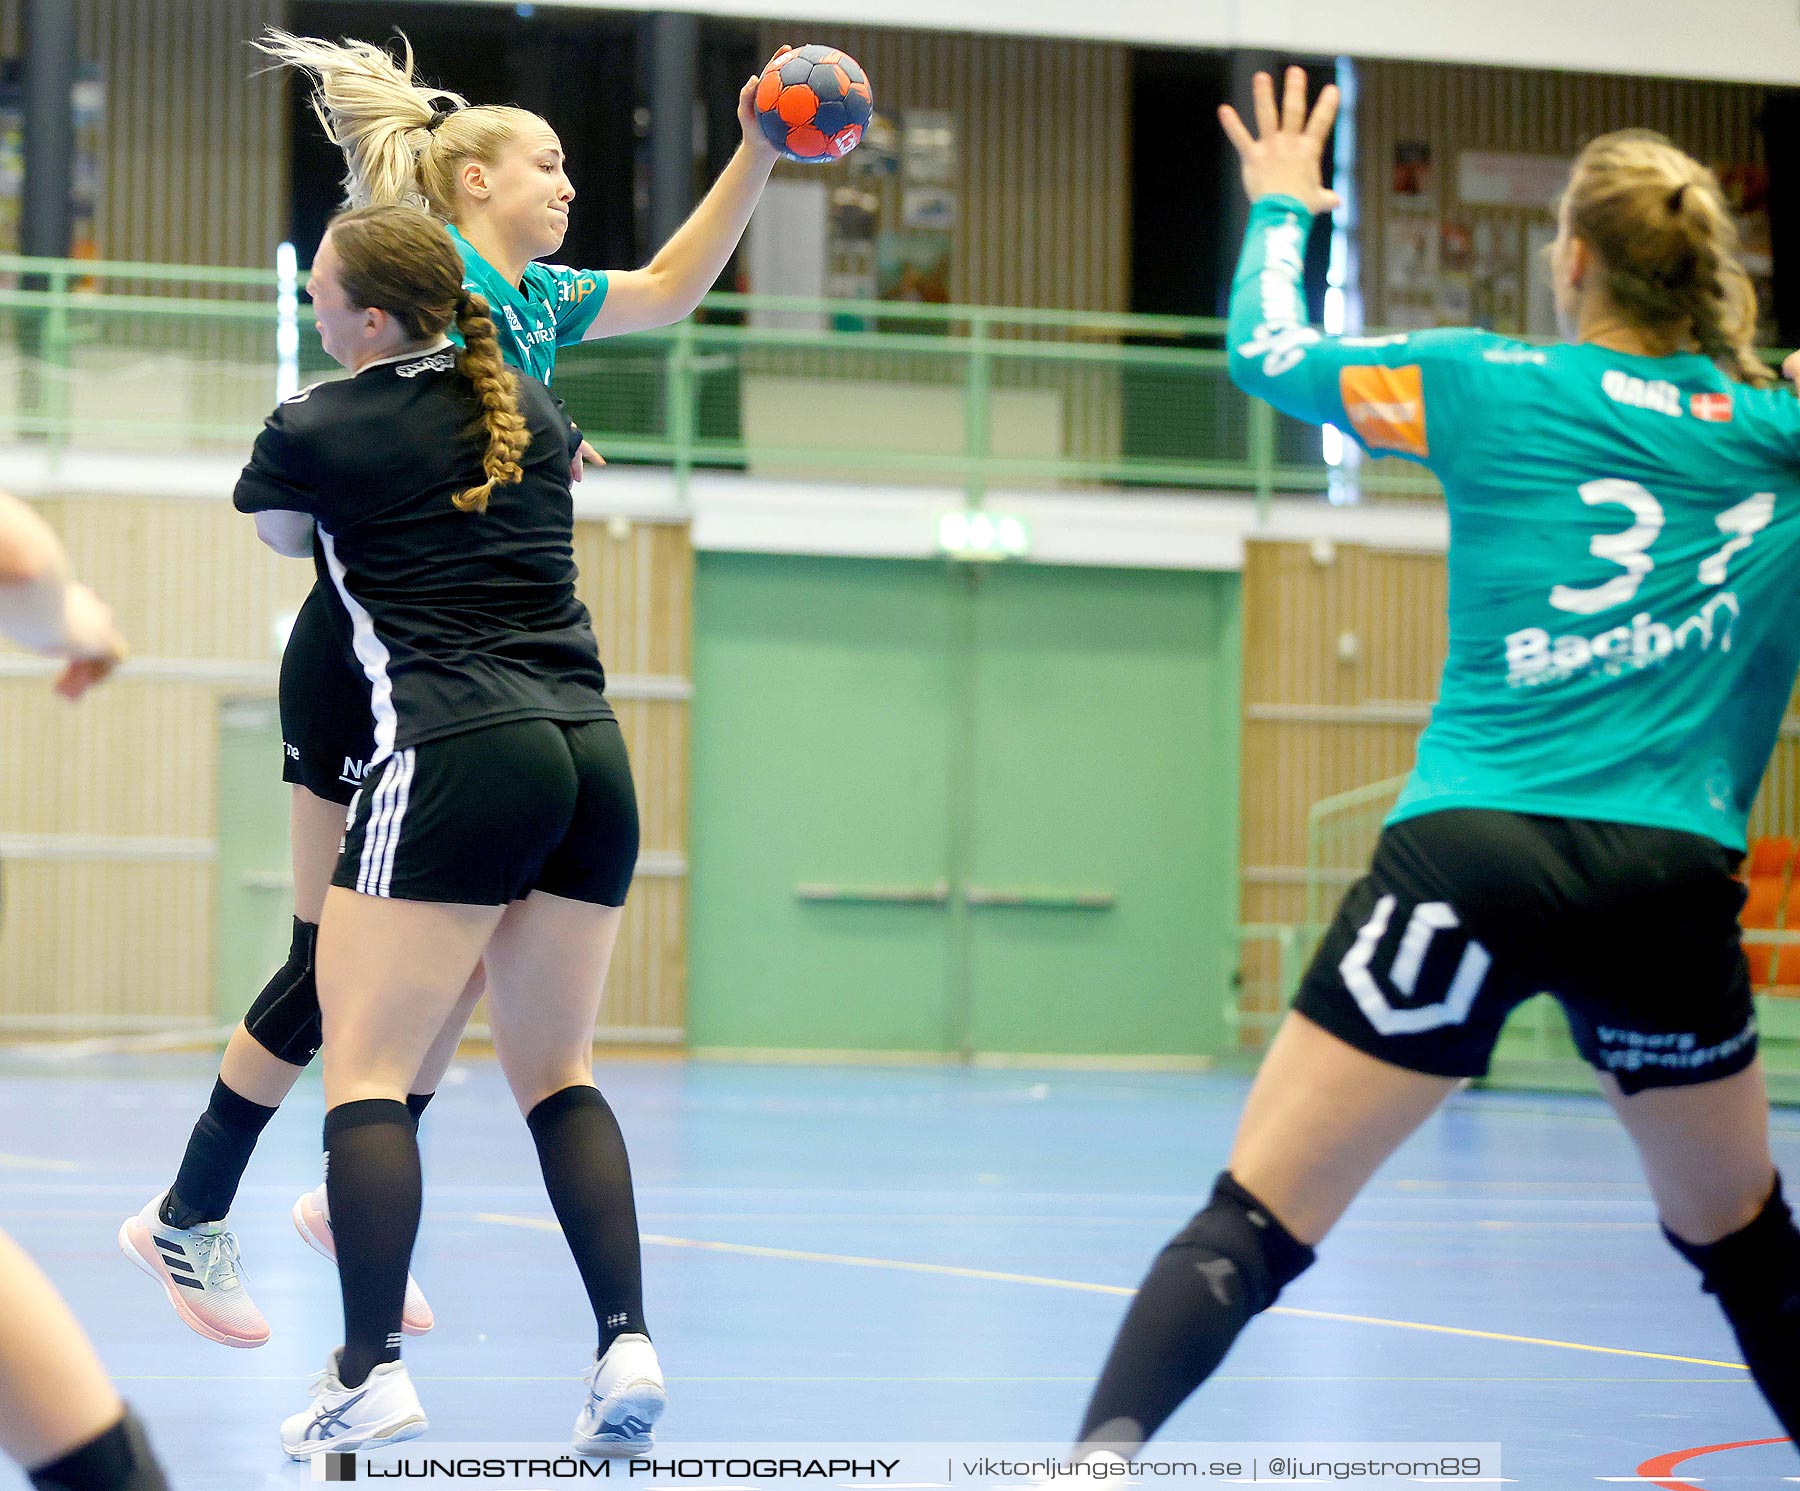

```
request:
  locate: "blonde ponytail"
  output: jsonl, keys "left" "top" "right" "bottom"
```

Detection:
{"left": 255, "top": 27, "right": 549, "bottom": 222}
{"left": 1566, "top": 130, "right": 1775, "bottom": 389}
{"left": 451, "top": 290, "right": 530, "bottom": 514}
{"left": 254, "top": 28, "right": 452, "bottom": 210}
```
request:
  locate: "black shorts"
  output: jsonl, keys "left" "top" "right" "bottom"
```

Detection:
{"left": 281, "top": 587, "right": 376, "bottom": 808}
{"left": 334, "top": 717, "right": 638, "bottom": 907}
{"left": 1295, "top": 809, "right": 1756, "bottom": 1096}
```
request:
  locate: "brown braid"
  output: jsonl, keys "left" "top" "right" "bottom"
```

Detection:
{"left": 451, "top": 289, "right": 530, "bottom": 513}
{"left": 325, "top": 204, "right": 532, "bottom": 510}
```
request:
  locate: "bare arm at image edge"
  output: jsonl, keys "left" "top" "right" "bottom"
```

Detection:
{"left": 0, "top": 488, "right": 129, "bottom": 698}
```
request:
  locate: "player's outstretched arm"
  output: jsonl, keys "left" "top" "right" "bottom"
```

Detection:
{"left": 1219, "top": 68, "right": 1465, "bottom": 462}
{"left": 583, "top": 73, "right": 782, "bottom": 340}
{"left": 0, "top": 489, "right": 128, "bottom": 698}
{"left": 1219, "top": 70, "right": 1344, "bottom": 428}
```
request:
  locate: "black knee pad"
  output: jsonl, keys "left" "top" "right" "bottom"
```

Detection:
{"left": 1165, "top": 1171, "right": 1317, "bottom": 1315}
{"left": 1664, "top": 1174, "right": 1800, "bottom": 1307}
{"left": 1663, "top": 1173, "right": 1800, "bottom": 1439}
{"left": 242, "top": 916, "right": 323, "bottom": 1066}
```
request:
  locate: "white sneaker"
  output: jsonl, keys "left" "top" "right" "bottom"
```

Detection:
{"left": 573, "top": 1333, "right": 666, "bottom": 1454}
{"left": 280, "top": 1350, "right": 427, "bottom": 1458}
{"left": 118, "top": 1193, "right": 270, "bottom": 1348}
{"left": 293, "top": 1183, "right": 436, "bottom": 1335}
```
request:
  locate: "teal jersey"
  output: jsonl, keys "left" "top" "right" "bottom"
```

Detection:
{"left": 448, "top": 223, "right": 608, "bottom": 384}
{"left": 1229, "top": 195, "right": 1800, "bottom": 851}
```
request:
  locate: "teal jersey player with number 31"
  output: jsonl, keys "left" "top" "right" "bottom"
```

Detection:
{"left": 1072, "top": 70, "right": 1800, "bottom": 1468}
{"left": 1231, "top": 201, "right": 1800, "bottom": 851}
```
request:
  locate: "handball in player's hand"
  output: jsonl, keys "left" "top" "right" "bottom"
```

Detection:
{"left": 753, "top": 45, "right": 873, "bottom": 164}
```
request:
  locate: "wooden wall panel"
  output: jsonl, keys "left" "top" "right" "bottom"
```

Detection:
{"left": 33, "top": 497, "right": 314, "bottom": 660}
{"left": 0, "top": 495, "right": 693, "bottom": 1041}
{"left": 750, "top": 24, "right": 1131, "bottom": 468}
{"left": 599, "top": 878, "right": 687, "bottom": 1038}
{"left": 1238, "top": 537, "right": 1447, "bottom": 1043}
{"left": 1748, "top": 691, "right": 1800, "bottom": 846}
{"left": 0, "top": 678, "right": 218, "bottom": 838}
{"left": 573, "top": 520, "right": 694, "bottom": 679}
{"left": 1356, "top": 57, "right": 1772, "bottom": 330}
{"left": 0, "top": 863, "right": 213, "bottom": 1028}
{"left": 612, "top": 698, "right": 689, "bottom": 881}
{"left": 0, "top": 0, "right": 290, "bottom": 268}
{"left": 756, "top": 22, "right": 1130, "bottom": 315}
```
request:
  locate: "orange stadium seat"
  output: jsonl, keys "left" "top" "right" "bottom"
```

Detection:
{"left": 1740, "top": 840, "right": 1796, "bottom": 991}
{"left": 1748, "top": 835, "right": 1795, "bottom": 880}
{"left": 1763, "top": 878, "right": 1800, "bottom": 995}
{"left": 1743, "top": 874, "right": 1785, "bottom": 930}
{"left": 1772, "top": 939, "right": 1800, "bottom": 994}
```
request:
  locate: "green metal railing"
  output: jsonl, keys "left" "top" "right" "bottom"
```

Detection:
{"left": 0, "top": 251, "right": 1448, "bottom": 511}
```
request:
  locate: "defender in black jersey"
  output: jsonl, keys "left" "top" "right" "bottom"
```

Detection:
{"left": 233, "top": 208, "right": 658, "bottom": 1460}
{"left": 137, "top": 25, "right": 782, "bottom": 1368}
{"left": 237, "top": 340, "right": 635, "bottom": 908}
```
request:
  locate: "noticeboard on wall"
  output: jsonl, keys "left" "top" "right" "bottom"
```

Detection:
{"left": 0, "top": 62, "right": 104, "bottom": 276}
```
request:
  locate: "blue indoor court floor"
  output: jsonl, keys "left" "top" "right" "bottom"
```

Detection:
{"left": 0, "top": 1050, "right": 1795, "bottom": 1490}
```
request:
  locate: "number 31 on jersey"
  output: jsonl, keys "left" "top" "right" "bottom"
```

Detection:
{"left": 1550, "top": 480, "right": 1773, "bottom": 616}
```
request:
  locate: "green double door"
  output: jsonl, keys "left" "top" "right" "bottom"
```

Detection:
{"left": 688, "top": 553, "right": 1241, "bottom": 1060}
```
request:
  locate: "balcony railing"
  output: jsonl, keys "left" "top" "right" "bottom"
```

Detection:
{"left": 0, "top": 251, "right": 1450, "bottom": 511}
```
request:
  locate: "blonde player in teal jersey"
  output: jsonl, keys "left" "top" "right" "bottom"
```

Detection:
{"left": 1072, "top": 70, "right": 1800, "bottom": 1463}
{"left": 125, "top": 30, "right": 780, "bottom": 1400}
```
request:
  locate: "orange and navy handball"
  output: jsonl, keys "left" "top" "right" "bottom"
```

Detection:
{"left": 754, "top": 45, "right": 873, "bottom": 163}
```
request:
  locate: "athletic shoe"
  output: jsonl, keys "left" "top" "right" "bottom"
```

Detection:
{"left": 293, "top": 1183, "right": 436, "bottom": 1335}
{"left": 118, "top": 1193, "right": 270, "bottom": 1348}
{"left": 573, "top": 1333, "right": 666, "bottom": 1454}
{"left": 280, "top": 1350, "right": 427, "bottom": 1458}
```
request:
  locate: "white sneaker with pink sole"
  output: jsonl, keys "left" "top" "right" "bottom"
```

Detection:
{"left": 293, "top": 1183, "right": 436, "bottom": 1335}
{"left": 118, "top": 1193, "right": 271, "bottom": 1348}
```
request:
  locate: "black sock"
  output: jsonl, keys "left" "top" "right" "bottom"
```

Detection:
{"left": 1665, "top": 1176, "right": 1800, "bottom": 1439}
{"left": 323, "top": 1099, "right": 419, "bottom": 1389}
{"left": 1078, "top": 1174, "right": 1315, "bottom": 1452}
{"left": 28, "top": 1407, "right": 169, "bottom": 1491}
{"left": 162, "top": 1079, "right": 278, "bottom": 1228}
{"left": 406, "top": 1090, "right": 434, "bottom": 1122}
{"left": 526, "top": 1084, "right": 648, "bottom": 1354}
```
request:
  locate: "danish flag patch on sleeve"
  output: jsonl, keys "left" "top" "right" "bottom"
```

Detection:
{"left": 1690, "top": 391, "right": 1734, "bottom": 422}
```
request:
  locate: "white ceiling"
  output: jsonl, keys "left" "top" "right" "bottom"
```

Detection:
{"left": 440, "top": 0, "right": 1800, "bottom": 87}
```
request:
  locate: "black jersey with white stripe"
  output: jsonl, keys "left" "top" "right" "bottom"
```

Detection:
{"left": 233, "top": 344, "right": 612, "bottom": 760}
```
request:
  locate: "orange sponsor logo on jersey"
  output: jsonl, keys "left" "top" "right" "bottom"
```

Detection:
{"left": 1339, "top": 364, "right": 1428, "bottom": 457}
